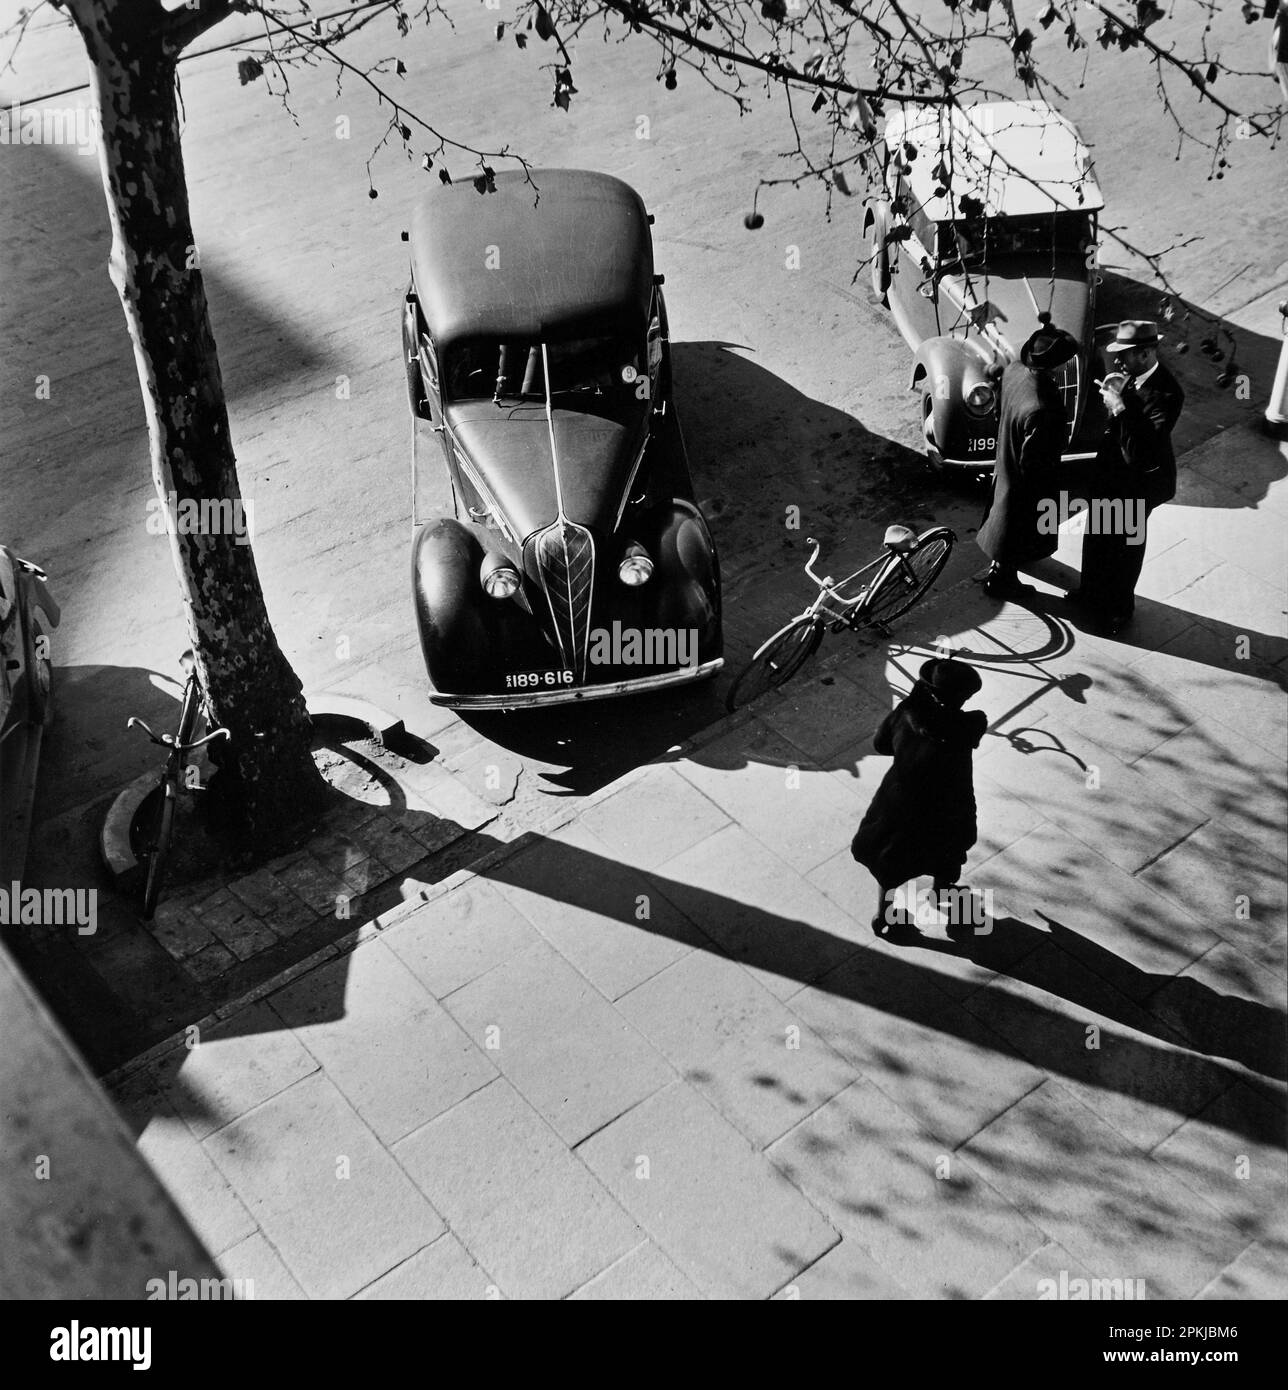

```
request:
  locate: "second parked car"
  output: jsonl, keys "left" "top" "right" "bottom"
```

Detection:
{"left": 865, "top": 99, "right": 1105, "bottom": 471}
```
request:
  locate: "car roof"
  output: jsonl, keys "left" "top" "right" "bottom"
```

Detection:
{"left": 409, "top": 169, "right": 654, "bottom": 352}
{"left": 883, "top": 101, "right": 1104, "bottom": 222}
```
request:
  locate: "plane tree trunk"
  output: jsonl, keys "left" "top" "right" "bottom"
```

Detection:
{"left": 64, "top": 0, "right": 326, "bottom": 853}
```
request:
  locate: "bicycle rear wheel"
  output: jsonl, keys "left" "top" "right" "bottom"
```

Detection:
{"left": 725, "top": 615, "right": 824, "bottom": 712}
{"left": 861, "top": 527, "right": 955, "bottom": 627}
{"left": 140, "top": 784, "right": 176, "bottom": 921}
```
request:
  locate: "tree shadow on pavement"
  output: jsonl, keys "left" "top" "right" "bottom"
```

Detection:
{"left": 109, "top": 809, "right": 1287, "bottom": 1153}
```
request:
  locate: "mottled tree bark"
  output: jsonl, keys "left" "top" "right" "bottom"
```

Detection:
{"left": 65, "top": 0, "right": 326, "bottom": 852}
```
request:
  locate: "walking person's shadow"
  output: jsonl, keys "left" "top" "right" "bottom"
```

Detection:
{"left": 881, "top": 898, "right": 1287, "bottom": 1082}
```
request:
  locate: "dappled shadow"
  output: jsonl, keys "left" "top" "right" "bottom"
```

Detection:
{"left": 93, "top": 808, "right": 1287, "bottom": 1152}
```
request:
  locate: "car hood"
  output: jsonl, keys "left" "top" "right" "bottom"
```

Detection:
{"left": 445, "top": 399, "right": 647, "bottom": 544}
{"left": 940, "top": 254, "right": 1091, "bottom": 355}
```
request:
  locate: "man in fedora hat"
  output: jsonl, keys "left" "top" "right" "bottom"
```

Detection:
{"left": 851, "top": 657, "right": 988, "bottom": 936}
{"left": 977, "top": 320, "right": 1079, "bottom": 596}
{"left": 1071, "top": 319, "right": 1184, "bottom": 633}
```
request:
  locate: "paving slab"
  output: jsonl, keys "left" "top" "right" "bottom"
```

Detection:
{"left": 393, "top": 1079, "right": 639, "bottom": 1300}
{"left": 970, "top": 822, "right": 1219, "bottom": 994}
{"left": 204, "top": 1071, "right": 444, "bottom": 1300}
{"left": 982, "top": 1241, "right": 1097, "bottom": 1301}
{"left": 674, "top": 723, "right": 871, "bottom": 875}
{"left": 756, "top": 669, "right": 890, "bottom": 766}
{"left": 216, "top": 1232, "right": 308, "bottom": 1300}
{"left": 1124, "top": 625, "right": 1287, "bottom": 759}
{"left": 1138, "top": 820, "right": 1288, "bottom": 977}
{"left": 1150, "top": 1084, "right": 1288, "bottom": 1247}
{"left": 353, "top": 1234, "right": 496, "bottom": 1300}
{"left": 767, "top": 1077, "right": 1046, "bottom": 1299}
{"left": 267, "top": 939, "right": 496, "bottom": 1145}
{"left": 577, "top": 763, "right": 731, "bottom": 872}
{"left": 617, "top": 949, "right": 858, "bottom": 1149}
{"left": 796, "top": 976, "right": 1044, "bottom": 1148}
{"left": 381, "top": 879, "right": 543, "bottom": 1001}
{"left": 961, "top": 957, "right": 1233, "bottom": 1151}
{"left": 1142, "top": 942, "right": 1288, "bottom": 1084}
{"left": 1196, "top": 1241, "right": 1288, "bottom": 1301}
{"left": 149, "top": 1000, "right": 319, "bottom": 1142}
{"left": 569, "top": 1241, "right": 705, "bottom": 1300}
{"left": 1131, "top": 718, "right": 1287, "bottom": 839}
{"left": 960, "top": 1080, "right": 1250, "bottom": 1300}
{"left": 769, "top": 1235, "right": 913, "bottom": 1300}
{"left": 442, "top": 940, "right": 673, "bottom": 1146}
{"left": 655, "top": 823, "right": 865, "bottom": 1000}
{"left": 108, "top": 1070, "right": 255, "bottom": 1258}
{"left": 975, "top": 730, "right": 1211, "bottom": 876}
{"left": 485, "top": 821, "right": 712, "bottom": 1001}
{"left": 577, "top": 1081, "right": 839, "bottom": 1299}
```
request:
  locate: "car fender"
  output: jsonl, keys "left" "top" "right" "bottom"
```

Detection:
{"left": 909, "top": 336, "right": 999, "bottom": 457}
{"left": 411, "top": 521, "right": 539, "bottom": 694}
{"left": 402, "top": 291, "right": 430, "bottom": 421}
{"left": 641, "top": 501, "right": 722, "bottom": 659}
{"left": 863, "top": 200, "right": 892, "bottom": 298}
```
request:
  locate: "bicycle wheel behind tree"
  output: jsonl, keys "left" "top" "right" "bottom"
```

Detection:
{"left": 860, "top": 527, "right": 955, "bottom": 627}
{"left": 725, "top": 614, "right": 825, "bottom": 712}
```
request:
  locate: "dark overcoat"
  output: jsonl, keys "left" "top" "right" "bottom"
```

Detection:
{"left": 850, "top": 683, "right": 988, "bottom": 889}
{"left": 1080, "top": 360, "right": 1185, "bottom": 617}
{"left": 977, "top": 362, "right": 1069, "bottom": 565}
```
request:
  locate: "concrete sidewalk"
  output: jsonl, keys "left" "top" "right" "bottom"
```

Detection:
{"left": 98, "top": 423, "right": 1287, "bottom": 1300}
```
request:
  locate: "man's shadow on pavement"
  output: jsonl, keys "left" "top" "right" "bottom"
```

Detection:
{"left": 887, "top": 900, "right": 1286, "bottom": 1082}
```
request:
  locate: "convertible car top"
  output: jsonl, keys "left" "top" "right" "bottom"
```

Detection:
{"left": 410, "top": 168, "right": 655, "bottom": 352}
{"left": 885, "top": 101, "right": 1105, "bottom": 223}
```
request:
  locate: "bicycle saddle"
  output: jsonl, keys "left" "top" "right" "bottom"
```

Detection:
{"left": 180, "top": 648, "right": 196, "bottom": 674}
{"left": 883, "top": 524, "right": 917, "bottom": 553}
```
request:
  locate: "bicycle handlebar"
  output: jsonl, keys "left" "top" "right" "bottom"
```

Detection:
{"left": 127, "top": 716, "right": 229, "bottom": 754}
{"left": 803, "top": 537, "right": 830, "bottom": 591}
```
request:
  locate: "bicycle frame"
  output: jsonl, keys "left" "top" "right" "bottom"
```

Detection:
{"left": 800, "top": 539, "right": 912, "bottom": 630}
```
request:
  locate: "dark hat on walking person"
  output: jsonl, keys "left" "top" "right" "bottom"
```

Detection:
{"left": 1105, "top": 320, "right": 1162, "bottom": 354}
{"left": 1019, "top": 321, "right": 1079, "bottom": 370}
{"left": 918, "top": 657, "right": 983, "bottom": 708}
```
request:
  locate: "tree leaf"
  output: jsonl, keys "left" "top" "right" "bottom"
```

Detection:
{"left": 535, "top": 4, "right": 555, "bottom": 41}
{"left": 833, "top": 171, "right": 852, "bottom": 196}
{"left": 236, "top": 57, "right": 264, "bottom": 86}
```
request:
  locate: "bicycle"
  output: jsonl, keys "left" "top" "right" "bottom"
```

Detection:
{"left": 725, "top": 524, "right": 956, "bottom": 712}
{"left": 127, "top": 649, "right": 229, "bottom": 919}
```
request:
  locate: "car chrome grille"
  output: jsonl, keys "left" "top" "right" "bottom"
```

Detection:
{"left": 533, "top": 520, "right": 596, "bottom": 681}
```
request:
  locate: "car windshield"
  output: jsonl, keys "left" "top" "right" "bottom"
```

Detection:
{"left": 938, "top": 211, "right": 1092, "bottom": 268}
{"left": 446, "top": 337, "right": 642, "bottom": 402}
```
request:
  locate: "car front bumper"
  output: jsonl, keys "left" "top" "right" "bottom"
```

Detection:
{"left": 429, "top": 658, "right": 724, "bottom": 710}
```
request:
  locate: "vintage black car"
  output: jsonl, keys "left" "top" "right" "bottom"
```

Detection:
{"left": 865, "top": 100, "right": 1106, "bottom": 471}
{"left": 401, "top": 169, "right": 722, "bottom": 708}
{"left": 0, "top": 547, "right": 58, "bottom": 880}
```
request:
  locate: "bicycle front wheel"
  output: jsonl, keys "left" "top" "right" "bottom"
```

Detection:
{"left": 861, "top": 527, "right": 955, "bottom": 627}
{"left": 141, "top": 784, "right": 176, "bottom": 921}
{"left": 725, "top": 615, "right": 824, "bottom": 712}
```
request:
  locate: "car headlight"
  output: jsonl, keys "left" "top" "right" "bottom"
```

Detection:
{"left": 480, "top": 555, "right": 521, "bottom": 599}
{"left": 964, "top": 381, "right": 996, "bottom": 416}
{"left": 618, "top": 544, "right": 654, "bottom": 587}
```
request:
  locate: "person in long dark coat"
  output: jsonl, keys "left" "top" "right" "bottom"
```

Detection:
{"left": 1072, "top": 320, "right": 1184, "bottom": 634}
{"left": 977, "top": 322, "right": 1079, "bottom": 595}
{"left": 851, "top": 658, "right": 988, "bottom": 936}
